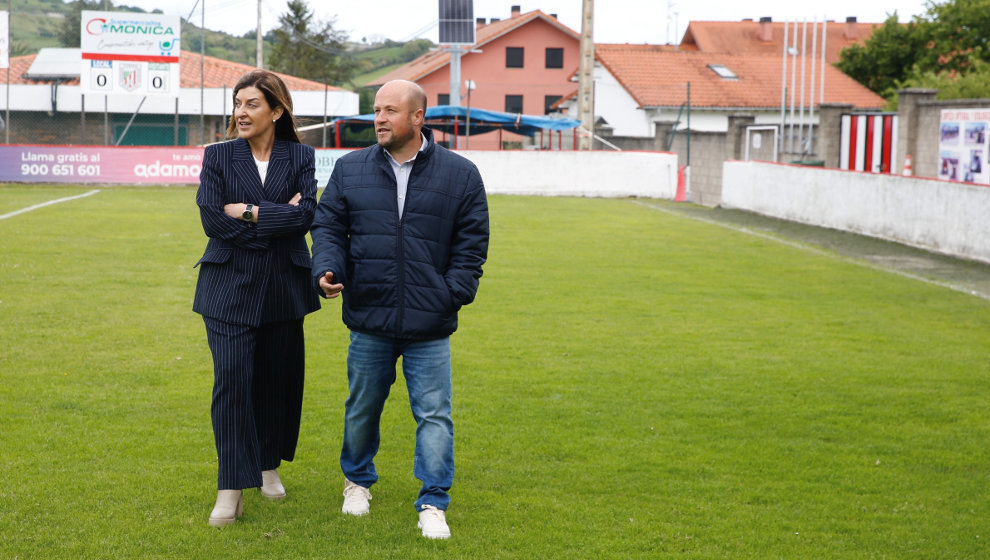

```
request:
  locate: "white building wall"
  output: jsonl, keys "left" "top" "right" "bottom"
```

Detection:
{"left": 590, "top": 63, "right": 653, "bottom": 137}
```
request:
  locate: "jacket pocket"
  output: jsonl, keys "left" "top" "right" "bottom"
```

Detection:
{"left": 289, "top": 250, "right": 313, "bottom": 270}
{"left": 194, "top": 248, "right": 232, "bottom": 268}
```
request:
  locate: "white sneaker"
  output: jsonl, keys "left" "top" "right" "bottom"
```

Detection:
{"left": 342, "top": 479, "right": 371, "bottom": 516}
{"left": 417, "top": 505, "right": 451, "bottom": 539}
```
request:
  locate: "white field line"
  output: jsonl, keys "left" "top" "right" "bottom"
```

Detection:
{"left": 632, "top": 200, "right": 990, "bottom": 301}
{"left": 0, "top": 190, "right": 101, "bottom": 221}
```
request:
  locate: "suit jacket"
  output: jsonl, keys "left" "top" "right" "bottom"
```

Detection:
{"left": 193, "top": 137, "right": 321, "bottom": 327}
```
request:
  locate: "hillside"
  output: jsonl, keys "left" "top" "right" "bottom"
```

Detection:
{"left": 8, "top": 1, "right": 431, "bottom": 90}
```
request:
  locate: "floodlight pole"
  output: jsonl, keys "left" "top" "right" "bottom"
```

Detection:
{"left": 200, "top": 0, "right": 205, "bottom": 145}
{"left": 449, "top": 46, "right": 462, "bottom": 149}
{"left": 449, "top": 47, "right": 462, "bottom": 108}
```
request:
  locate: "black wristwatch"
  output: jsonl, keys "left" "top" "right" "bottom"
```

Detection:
{"left": 241, "top": 204, "right": 254, "bottom": 221}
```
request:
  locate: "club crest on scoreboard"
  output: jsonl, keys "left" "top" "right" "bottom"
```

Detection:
{"left": 119, "top": 63, "right": 142, "bottom": 92}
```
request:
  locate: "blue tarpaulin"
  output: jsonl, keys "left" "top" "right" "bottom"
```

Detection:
{"left": 333, "top": 105, "right": 581, "bottom": 137}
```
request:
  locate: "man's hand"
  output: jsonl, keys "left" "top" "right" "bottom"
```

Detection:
{"left": 289, "top": 192, "right": 301, "bottom": 206}
{"left": 319, "top": 271, "right": 344, "bottom": 299}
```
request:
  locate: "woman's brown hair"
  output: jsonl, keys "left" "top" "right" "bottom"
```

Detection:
{"left": 225, "top": 70, "right": 301, "bottom": 143}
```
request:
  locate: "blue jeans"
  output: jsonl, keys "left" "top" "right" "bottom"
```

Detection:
{"left": 340, "top": 330, "right": 454, "bottom": 511}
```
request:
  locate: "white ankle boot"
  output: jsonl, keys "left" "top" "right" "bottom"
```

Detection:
{"left": 208, "top": 489, "right": 243, "bottom": 527}
{"left": 261, "top": 469, "right": 286, "bottom": 500}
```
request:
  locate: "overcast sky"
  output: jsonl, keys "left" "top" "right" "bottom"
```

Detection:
{"left": 115, "top": 0, "right": 932, "bottom": 45}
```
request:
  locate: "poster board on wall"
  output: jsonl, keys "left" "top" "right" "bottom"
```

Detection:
{"left": 939, "top": 109, "right": 990, "bottom": 184}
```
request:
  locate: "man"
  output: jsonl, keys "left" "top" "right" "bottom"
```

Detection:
{"left": 310, "top": 80, "right": 489, "bottom": 539}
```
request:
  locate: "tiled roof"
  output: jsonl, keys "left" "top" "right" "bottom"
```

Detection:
{"left": 680, "top": 20, "right": 884, "bottom": 64}
{"left": 595, "top": 44, "right": 885, "bottom": 110}
{"left": 367, "top": 9, "right": 579, "bottom": 86}
{"left": 7, "top": 50, "right": 339, "bottom": 91}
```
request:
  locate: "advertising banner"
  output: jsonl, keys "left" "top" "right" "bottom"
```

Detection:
{"left": 79, "top": 10, "right": 180, "bottom": 97}
{"left": 939, "top": 109, "right": 990, "bottom": 184}
{"left": 0, "top": 146, "right": 204, "bottom": 184}
{"left": 0, "top": 146, "right": 355, "bottom": 186}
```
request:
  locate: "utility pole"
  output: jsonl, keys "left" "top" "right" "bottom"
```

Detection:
{"left": 577, "top": 0, "right": 594, "bottom": 150}
{"left": 199, "top": 0, "right": 206, "bottom": 146}
{"left": 256, "top": 0, "right": 263, "bottom": 68}
{"left": 200, "top": 0, "right": 205, "bottom": 145}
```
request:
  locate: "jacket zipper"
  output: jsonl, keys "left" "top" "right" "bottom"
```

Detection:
{"left": 395, "top": 217, "right": 405, "bottom": 338}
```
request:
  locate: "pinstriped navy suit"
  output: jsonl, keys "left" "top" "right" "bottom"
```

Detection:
{"left": 193, "top": 137, "right": 321, "bottom": 490}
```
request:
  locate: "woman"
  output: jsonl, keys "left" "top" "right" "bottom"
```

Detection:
{"left": 193, "top": 70, "right": 320, "bottom": 527}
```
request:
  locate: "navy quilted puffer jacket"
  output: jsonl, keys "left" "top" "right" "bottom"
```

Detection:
{"left": 310, "top": 127, "right": 489, "bottom": 340}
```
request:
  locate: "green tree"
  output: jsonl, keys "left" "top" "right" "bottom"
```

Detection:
{"left": 268, "top": 0, "right": 357, "bottom": 85}
{"left": 401, "top": 39, "right": 433, "bottom": 60}
{"left": 56, "top": 0, "right": 105, "bottom": 48}
{"left": 898, "top": 54, "right": 990, "bottom": 101}
{"left": 918, "top": 0, "right": 990, "bottom": 72}
{"left": 836, "top": 15, "right": 928, "bottom": 99}
{"left": 838, "top": 0, "right": 990, "bottom": 102}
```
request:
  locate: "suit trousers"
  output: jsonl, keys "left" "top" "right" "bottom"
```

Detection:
{"left": 203, "top": 316, "right": 306, "bottom": 490}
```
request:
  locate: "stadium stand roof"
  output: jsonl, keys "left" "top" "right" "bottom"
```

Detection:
{"left": 7, "top": 49, "right": 344, "bottom": 92}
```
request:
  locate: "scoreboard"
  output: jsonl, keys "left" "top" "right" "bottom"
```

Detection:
{"left": 79, "top": 11, "right": 180, "bottom": 97}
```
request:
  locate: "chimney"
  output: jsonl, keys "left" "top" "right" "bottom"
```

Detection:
{"left": 490, "top": 17, "right": 501, "bottom": 23}
{"left": 550, "top": 13, "right": 558, "bottom": 20}
{"left": 758, "top": 16, "right": 772, "bottom": 42}
{"left": 844, "top": 16, "right": 858, "bottom": 40}
{"left": 476, "top": 17, "right": 487, "bottom": 28}
{"left": 511, "top": 5, "right": 521, "bottom": 18}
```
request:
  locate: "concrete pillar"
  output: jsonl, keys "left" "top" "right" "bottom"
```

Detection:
{"left": 727, "top": 114, "right": 756, "bottom": 160}
{"left": 818, "top": 103, "right": 854, "bottom": 169}
{"left": 653, "top": 120, "right": 675, "bottom": 152}
{"left": 896, "top": 88, "right": 938, "bottom": 174}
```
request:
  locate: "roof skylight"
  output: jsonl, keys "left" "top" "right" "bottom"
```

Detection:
{"left": 708, "top": 64, "right": 739, "bottom": 80}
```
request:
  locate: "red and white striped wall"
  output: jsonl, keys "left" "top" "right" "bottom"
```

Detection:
{"left": 839, "top": 113, "right": 898, "bottom": 173}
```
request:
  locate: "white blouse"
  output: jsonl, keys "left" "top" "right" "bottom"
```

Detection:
{"left": 253, "top": 155, "right": 269, "bottom": 185}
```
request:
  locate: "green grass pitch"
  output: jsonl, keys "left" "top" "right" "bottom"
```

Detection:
{"left": 1, "top": 185, "right": 988, "bottom": 558}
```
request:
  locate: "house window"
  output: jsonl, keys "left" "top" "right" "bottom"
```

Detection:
{"left": 506, "top": 47, "right": 524, "bottom": 68}
{"left": 438, "top": 93, "right": 450, "bottom": 106}
{"left": 505, "top": 95, "right": 523, "bottom": 114}
{"left": 545, "top": 48, "right": 564, "bottom": 69}
{"left": 544, "top": 95, "right": 562, "bottom": 115}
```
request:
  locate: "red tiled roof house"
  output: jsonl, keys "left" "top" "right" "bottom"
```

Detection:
{"left": 557, "top": 43, "right": 885, "bottom": 139}
{"left": 368, "top": 6, "right": 580, "bottom": 150}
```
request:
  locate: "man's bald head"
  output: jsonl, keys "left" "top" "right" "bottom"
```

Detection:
{"left": 378, "top": 80, "right": 427, "bottom": 113}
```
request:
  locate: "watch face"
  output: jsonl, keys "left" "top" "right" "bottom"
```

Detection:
{"left": 242, "top": 211, "right": 252, "bottom": 220}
